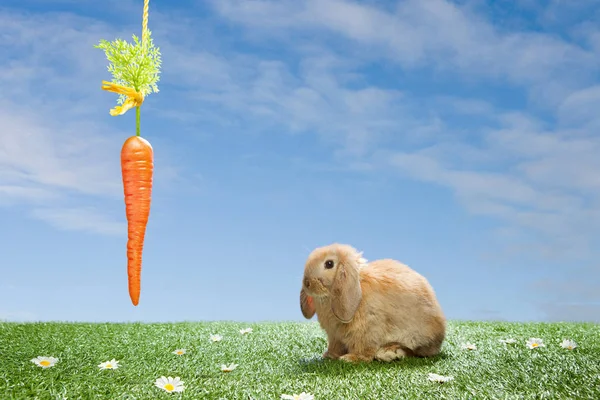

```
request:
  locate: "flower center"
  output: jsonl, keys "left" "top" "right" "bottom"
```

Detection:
{"left": 106, "top": 364, "right": 113, "bottom": 368}
{"left": 40, "top": 360, "right": 50, "bottom": 366}
{"left": 532, "top": 343, "right": 538, "bottom": 347}
{"left": 164, "top": 383, "right": 174, "bottom": 391}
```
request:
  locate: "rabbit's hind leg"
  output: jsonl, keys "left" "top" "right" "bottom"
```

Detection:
{"left": 412, "top": 341, "right": 443, "bottom": 357}
{"left": 375, "top": 343, "right": 410, "bottom": 362}
{"left": 411, "top": 333, "right": 444, "bottom": 358}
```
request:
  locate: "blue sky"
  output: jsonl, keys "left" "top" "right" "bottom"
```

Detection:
{"left": 1, "top": 0, "right": 599, "bottom": 324}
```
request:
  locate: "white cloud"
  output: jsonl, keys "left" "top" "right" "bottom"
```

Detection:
{"left": 209, "top": 0, "right": 598, "bottom": 108}
{"left": 385, "top": 107, "right": 600, "bottom": 260}
{"left": 558, "top": 85, "right": 600, "bottom": 129}
{"left": 0, "top": 185, "right": 59, "bottom": 206}
{"left": 0, "top": 102, "right": 123, "bottom": 200}
{"left": 163, "top": 46, "right": 408, "bottom": 156}
{"left": 30, "top": 207, "right": 125, "bottom": 236}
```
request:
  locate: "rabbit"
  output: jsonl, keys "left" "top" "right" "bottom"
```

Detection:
{"left": 299, "top": 243, "right": 446, "bottom": 363}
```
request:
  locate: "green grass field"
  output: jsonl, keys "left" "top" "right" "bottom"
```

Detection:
{"left": 1, "top": 320, "right": 599, "bottom": 399}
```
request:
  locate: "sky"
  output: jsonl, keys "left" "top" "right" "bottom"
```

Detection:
{"left": 0, "top": 0, "right": 599, "bottom": 324}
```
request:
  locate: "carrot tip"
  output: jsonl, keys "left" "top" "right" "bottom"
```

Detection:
{"left": 130, "top": 291, "right": 140, "bottom": 306}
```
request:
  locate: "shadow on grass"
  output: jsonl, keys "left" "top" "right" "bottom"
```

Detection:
{"left": 293, "top": 351, "right": 451, "bottom": 376}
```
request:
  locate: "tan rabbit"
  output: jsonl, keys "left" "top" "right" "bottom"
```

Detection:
{"left": 300, "top": 243, "right": 446, "bottom": 363}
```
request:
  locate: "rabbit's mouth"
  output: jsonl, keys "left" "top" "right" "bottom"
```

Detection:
{"left": 303, "top": 277, "right": 328, "bottom": 297}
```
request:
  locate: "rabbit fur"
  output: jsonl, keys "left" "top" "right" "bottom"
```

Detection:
{"left": 300, "top": 243, "right": 446, "bottom": 363}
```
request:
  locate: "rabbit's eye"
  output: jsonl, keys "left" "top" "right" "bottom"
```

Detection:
{"left": 324, "top": 260, "right": 334, "bottom": 269}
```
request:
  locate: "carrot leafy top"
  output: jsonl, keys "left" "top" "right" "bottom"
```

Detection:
{"left": 95, "top": 31, "right": 162, "bottom": 107}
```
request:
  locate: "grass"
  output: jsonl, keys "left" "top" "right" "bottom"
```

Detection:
{"left": 0, "top": 321, "right": 599, "bottom": 399}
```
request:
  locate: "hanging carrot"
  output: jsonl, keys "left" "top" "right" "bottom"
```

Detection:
{"left": 121, "top": 135, "right": 154, "bottom": 306}
{"left": 95, "top": 0, "right": 162, "bottom": 306}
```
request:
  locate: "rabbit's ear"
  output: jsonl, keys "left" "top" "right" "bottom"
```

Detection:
{"left": 330, "top": 262, "right": 362, "bottom": 323}
{"left": 300, "top": 288, "right": 316, "bottom": 319}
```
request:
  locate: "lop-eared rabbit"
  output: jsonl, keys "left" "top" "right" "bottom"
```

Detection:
{"left": 300, "top": 243, "right": 446, "bottom": 363}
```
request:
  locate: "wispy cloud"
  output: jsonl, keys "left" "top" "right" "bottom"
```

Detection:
{"left": 558, "top": 85, "right": 600, "bottom": 130}
{"left": 161, "top": 44, "right": 410, "bottom": 156}
{"left": 0, "top": 102, "right": 123, "bottom": 199}
{"left": 208, "top": 0, "right": 599, "bottom": 108}
{"left": 30, "top": 207, "right": 125, "bottom": 236}
{"left": 385, "top": 107, "right": 600, "bottom": 260}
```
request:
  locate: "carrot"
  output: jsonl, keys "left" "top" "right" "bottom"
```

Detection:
{"left": 121, "top": 135, "right": 154, "bottom": 306}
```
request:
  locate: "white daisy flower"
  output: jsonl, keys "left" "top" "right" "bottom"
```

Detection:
{"left": 560, "top": 339, "right": 577, "bottom": 350}
{"left": 281, "top": 392, "right": 315, "bottom": 400}
{"left": 220, "top": 363, "right": 238, "bottom": 372}
{"left": 98, "top": 359, "right": 119, "bottom": 370}
{"left": 499, "top": 338, "right": 517, "bottom": 344}
{"left": 461, "top": 343, "right": 477, "bottom": 350}
{"left": 428, "top": 373, "right": 454, "bottom": 383}
{"left": 526, "top": 338, "right": 545, "bottom": 349}
{"left": 31, "top": 356, "right": 58, "bottom": 368}
{"left": 240, "top": 328, "right": 253, "bottom": 335}
{"left": 154, "top": 376, "right": 185, "bottom": 393}
{"left": 172, "top": 349, "right": 186, "bottom": 356}
{"left": 210, "top": 334, "right": 223, "bottom": 342}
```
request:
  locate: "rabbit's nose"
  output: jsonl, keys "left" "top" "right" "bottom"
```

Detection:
{"left": 304, "top": 277, "right": 311, "bottom": 288}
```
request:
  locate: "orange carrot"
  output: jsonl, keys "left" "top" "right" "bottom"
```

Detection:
{"left": 121, "top": 135, "right": 154, "bottom": 306}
